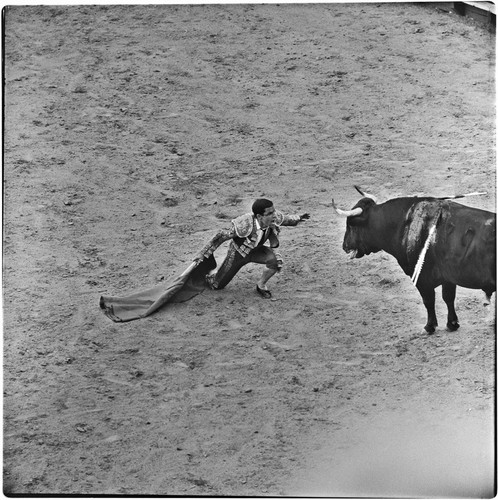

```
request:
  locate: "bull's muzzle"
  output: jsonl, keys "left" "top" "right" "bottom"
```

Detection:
{"left": 346, "top": 248, "right": 359, "bottom": 259}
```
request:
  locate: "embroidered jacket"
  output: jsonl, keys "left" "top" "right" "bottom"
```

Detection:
{"left": 196, "top": 210, "right": 302, "bottom": 260}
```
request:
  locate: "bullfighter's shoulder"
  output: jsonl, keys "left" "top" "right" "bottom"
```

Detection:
{"left": 232, "top": 213, "right": 255, "bottom": 237}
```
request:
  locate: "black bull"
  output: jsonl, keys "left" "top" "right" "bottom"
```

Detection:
{"left": 333, "top": 195, "right": 496, "bottom": 333}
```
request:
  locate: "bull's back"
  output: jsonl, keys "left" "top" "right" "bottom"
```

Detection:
{"left": 434, "top": 203, "right": 496, "bottom": 291}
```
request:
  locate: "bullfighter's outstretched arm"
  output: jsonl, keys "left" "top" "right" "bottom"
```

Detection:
{"left": 275, "top": 211, "right": 310, "bottom": 227}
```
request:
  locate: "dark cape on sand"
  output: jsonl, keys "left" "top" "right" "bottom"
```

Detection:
{"left": 99, "top": 255, "right": 216, "bottom": 322}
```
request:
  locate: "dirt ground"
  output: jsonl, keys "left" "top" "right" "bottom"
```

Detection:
{"left": 3, "top": 3, "right": 496, "bottom": 497}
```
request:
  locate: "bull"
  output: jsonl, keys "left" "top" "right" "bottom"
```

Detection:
{"left": 332, "top": 186, "right": 496, "bottom": 333}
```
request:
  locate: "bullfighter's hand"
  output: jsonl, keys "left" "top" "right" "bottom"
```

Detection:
{"left": 299, "top": 213, "right": 310, "bottom": 221}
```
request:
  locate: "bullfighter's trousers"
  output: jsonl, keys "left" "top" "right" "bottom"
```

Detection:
{"left": 210, "top": 242, "right": 282, "bottom": 290}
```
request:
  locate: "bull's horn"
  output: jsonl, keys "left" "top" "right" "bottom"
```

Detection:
{"left": 354, "top": 185, "right": 378, "bottom": 203}
{"left": 331, "top": 199, "right": 363, "bottom": 217}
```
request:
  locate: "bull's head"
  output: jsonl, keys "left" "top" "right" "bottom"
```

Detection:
{"left": 332, "top": 186, "right": 379, "bottom": 259}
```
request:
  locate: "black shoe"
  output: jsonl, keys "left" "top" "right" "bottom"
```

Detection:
{"left": 256, "top": 285, "right": 272, "bottom": 299}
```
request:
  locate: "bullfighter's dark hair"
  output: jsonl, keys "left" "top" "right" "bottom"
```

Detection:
{"left": 252, "top": 198, "right": 274, "bottom": 216}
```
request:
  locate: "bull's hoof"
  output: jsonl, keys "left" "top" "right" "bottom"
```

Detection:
{"left": 424, "top": 324, "right": 436, "bottom": 334}
{"left": 447, "top": 321, "right": 460, "bottom": 332}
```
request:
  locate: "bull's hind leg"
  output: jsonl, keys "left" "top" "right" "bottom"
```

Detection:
{"left": 442, "top": 282, "right": 459, "bottom": 331}
{"left": 417, "top": 283, "right": 438, "bottom": 333}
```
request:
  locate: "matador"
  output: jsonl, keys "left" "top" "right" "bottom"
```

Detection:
{"left": 194, "top": 198, "right": 309, "bottom": 298}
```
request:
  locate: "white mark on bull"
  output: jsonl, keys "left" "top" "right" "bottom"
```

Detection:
{"left": 412, "top": 220, "right": 438, "bottom": 286}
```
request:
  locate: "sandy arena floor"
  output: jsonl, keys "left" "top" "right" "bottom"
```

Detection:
{"left": 3, "top": 3, "right": 495, "bottom": 496}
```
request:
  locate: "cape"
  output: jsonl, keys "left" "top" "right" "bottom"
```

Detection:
{"left": 99, "top": 255, "right": 216, "bottom": 322}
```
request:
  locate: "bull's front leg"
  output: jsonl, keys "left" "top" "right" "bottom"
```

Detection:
{"left": 416, "top": 282, "right": 438, "bottom": 333}
{"left": 442, "top": 282, "right": 459, "bottom": 331}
